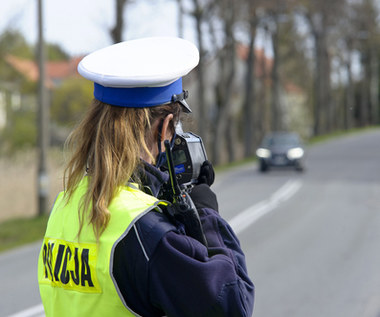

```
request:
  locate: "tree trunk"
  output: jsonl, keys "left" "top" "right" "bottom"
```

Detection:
{"left": 306, "top": 7, "right": 332, "bottom": 136}
{"left": 243, "top": 13, "right": 257, "bottom": 158}
{"left": 312, "top": 23, "right": 330, "bottom": 135}
{"left": 344, "top": 59, "right": 354, "bottom": 129}
{"left": 370, "top": 45, "right": 379, "bottom": 124}
{"left": 322, "top": 38, "right": 332, "bottom": 133}
{"left": 212, "top": 3, "right": 236, "bottom": 164}
{"left": 212, "top": 47, "right": 236, "bottom": 164}
{"left": 360, "top": 47, "right": 370, "bottom": 126}
{"left": 192, "top": 0, "right": 208, "bottom": 144}
{"left": 271, "top": 23, "right": 281, "bottom": 131}
{"left": 111, "top": 0, "right": 127, "bottom": 43}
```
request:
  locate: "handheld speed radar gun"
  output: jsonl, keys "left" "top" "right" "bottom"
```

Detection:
{"left": 163, "top": 130, "right": 207, "bottom": 188}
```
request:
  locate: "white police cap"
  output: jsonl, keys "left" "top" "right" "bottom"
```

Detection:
{"left": 77, "top": 36, "right": 199, "bottom": 112}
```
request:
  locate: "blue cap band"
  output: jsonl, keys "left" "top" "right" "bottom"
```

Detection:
{"left": 94, "top": 78, "right": 183, "bottom": 107}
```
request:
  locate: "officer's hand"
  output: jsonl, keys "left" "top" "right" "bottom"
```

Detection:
{"left": 197, "top": 160, "right": 215, "bottom": 186}
{"left": 189, "top": 183, "right": 218, "bottom": 212}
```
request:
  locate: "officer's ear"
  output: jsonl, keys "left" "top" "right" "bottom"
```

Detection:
{"left": 160, "top": 114, "right": 174, "bottom": 142}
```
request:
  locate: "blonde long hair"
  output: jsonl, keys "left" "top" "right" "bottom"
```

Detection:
{"left": 64, "top": 99, "right": 180, "bottom": 239}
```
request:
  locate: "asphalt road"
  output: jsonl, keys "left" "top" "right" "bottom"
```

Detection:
{"left": 1, "top": 128, "right": 379, "bottom": 317}
{"left": 213, "top": 128, "right": 380, "bottom": 317}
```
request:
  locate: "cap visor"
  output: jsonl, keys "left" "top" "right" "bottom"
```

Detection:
{"left": 179, "top": 99, "right": 192, "bottom": 113}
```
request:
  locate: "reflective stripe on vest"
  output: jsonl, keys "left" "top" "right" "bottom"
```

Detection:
{"left": 38, "top": 177, "right": 168, "bottom": 317}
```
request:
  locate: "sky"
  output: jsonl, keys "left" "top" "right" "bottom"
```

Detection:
{"left": 0, "top": 0, "right": 195, "bottom": 56}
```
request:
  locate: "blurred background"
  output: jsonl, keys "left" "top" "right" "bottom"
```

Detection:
{"left": 1, "top": 1, "right": 380, "bottom": 316}
{"left": 1, "top": 0, "right": 379, "bottom": 219}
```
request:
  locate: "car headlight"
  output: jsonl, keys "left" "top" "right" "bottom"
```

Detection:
{"left": 287, "top": 147, "right": 304, "bottom": 160}
{"left": 256, "top": 148, "right": 271, "bottom": 158}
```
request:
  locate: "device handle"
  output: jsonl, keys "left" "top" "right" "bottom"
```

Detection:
{"left": 164, "top": 140, "right": 182, "bottom": 198}
{"left": 164, "top": 140, "right": 208, "bottom": 247}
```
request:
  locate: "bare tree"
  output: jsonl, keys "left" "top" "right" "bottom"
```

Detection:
{"left": 259, "top": 0, "right": 290, "bottom": 132}
{"left": 354, "top": 0, "right": 380, "bottom": 126}
{"left": 170, "top": 0, "right": 380, "bottom": 164}
{"left": 299, "top": 0, "right": 344, "bottom": 135}
{"left": 241, "top": 1, "right": 258, "bottom": 157}
{"left": 188, "top": 0, "right": 212, "bottom": 143}
{"left": 332, "top": 2, "right": 357, "bottom": 131}
{"left": 210, "top": 0, "right": 238, "bottom": 164}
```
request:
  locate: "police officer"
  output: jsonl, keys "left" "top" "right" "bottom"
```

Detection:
{"left": 38, "top": 37, "right": 254, "bottom": 317}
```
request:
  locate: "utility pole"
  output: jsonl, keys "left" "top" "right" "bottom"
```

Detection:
{"left": 37, "top": 0, "right": 49, "bottom": 216}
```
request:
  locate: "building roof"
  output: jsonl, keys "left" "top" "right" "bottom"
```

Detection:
{"left": 47, "top": 57, "right": 82, "bottom": 80}
{"left": 5, "top": 55, "right": 39, "bottom": 82}
{"left": 5, "top": 55, "right": 82, "bottom": 88}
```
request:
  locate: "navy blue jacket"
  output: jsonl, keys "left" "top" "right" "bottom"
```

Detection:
{"left": 112, "top": 163, "right": 254, "bottom": 316}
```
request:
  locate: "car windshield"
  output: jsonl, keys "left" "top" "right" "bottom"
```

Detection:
{"left": 262, "top": 133, "right": 300, "bottom": 147}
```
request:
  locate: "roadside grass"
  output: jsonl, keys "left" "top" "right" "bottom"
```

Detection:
{"left": 307, "top": 126, "right": 379, "bottom": 145}
{"left": 0, "top": 214, "right": 48, "bottom": 253}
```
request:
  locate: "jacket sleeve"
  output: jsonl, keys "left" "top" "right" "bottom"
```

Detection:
{"left": 113, "top": 186, "right": 254, "bottom": 317}
{"left": 148, "top": 208, "right": 254, "bottom": 317}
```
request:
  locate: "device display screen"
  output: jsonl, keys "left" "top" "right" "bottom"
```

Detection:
{"left": 172, "top": 150, "right": 187, "bottom": 165}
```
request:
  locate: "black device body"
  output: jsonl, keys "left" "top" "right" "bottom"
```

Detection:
{"left": 163, "top": 132, "right": 207, "bottom": 188}
{"left": 162, "top": 140, "right": 208, "bottom": 247}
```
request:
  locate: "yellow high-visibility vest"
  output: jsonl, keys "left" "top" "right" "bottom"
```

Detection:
{"left": 38, "top": 177, "right": 167, "bottom": 317}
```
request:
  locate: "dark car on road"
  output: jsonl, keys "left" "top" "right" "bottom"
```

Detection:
{"left": 256, "top": 132, "right": 305, "bottom": 172}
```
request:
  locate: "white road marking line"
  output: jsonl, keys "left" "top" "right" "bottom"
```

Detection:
{"left": 229, "top": 179, "right": 303, "bottom": 234}
{"left": 6, "top": 304, "right": 44, "bottom": 317}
